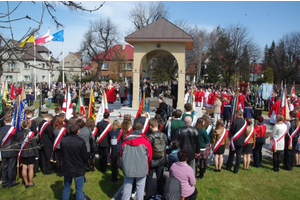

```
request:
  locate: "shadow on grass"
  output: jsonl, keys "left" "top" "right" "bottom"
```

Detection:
{"left": 50, "top": 180, "right": 67, "bottom": 200}
{"left": 98, "top": 168, "right": 124, "bottom": 199}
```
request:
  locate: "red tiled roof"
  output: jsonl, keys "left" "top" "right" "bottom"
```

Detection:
{"left": 83, "top": 64, "right": 91, "bottom": 70}
{"left": 93, "top": 44, "right": 133, "bottom": 61}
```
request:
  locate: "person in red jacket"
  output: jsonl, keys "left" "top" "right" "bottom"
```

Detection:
{"left": 268, "top": 98, "right": 283, "bottom": 125}
{"left": 194, "top": 87, "right": 201, "bottom": 107}
{"left": 199, "top": 88, "right": 205, "bottom": 109}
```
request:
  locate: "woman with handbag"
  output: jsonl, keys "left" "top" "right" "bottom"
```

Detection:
{"left": 253, "top": 116, "right": 266, "bottom": 167}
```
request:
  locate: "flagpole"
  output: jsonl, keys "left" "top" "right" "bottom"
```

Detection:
{"left": 34, "top": 41, "right": 36, "bottom": 100}
{"left": 48, "top": 27, "right": 51, "bottom": 88}
{"left": 62, "top": 41, "right": 65, "bottom": 88}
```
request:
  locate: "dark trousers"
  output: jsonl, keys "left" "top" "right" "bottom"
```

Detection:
{"left": 226, "top": 146, "right": 243, "bottom": 173}
{"left": 284, "top": 140, "right": 297, "bottom": 170}
{"left": 172, "top": 99, "right": 177, "bottom": 109}
{"left": 1, "top": 156, "right": 17, "bottom": 187}
{"left": 273, "top": 150, "right": 283, "bottom": 171}
{"left": 120, "top": 97, "right": 126, "bottom": 104}
{"left": 253, "top": 143, "right": 263, "bottom": 167}
{"left": 186, "top": 188, "right": 198, "bottom": 200}
{"left": 99, "top": 147, "right": 109, "bottom": 172}
{"left": 41, "top": 147, "right": 53, "bottom": 174}
{"left": 145, "top": 164, "right": 165, "bottom": 199}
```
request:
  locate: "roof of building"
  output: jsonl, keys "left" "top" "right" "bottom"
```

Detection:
{"left": 93, "top": 44, "right": 133, "bottom": 61}
{"left": 19, "top": 42, "right": 58, "bottom": 63}
{"left": 83, "top": 64, "right": 91, "bottom": 70}
{"left": 125, "top": 17, "right": 193, "bottom": 49}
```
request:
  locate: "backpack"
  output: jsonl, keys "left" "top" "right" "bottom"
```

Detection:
{"left": 150, "top": 132, "right": 166, "bottom": 159}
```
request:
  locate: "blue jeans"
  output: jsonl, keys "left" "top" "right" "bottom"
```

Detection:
{"left": 122, "top": 176, "right": 146, "bottom": 200}
{"left": 62, "top": 175, "right": 84, "bottom": 200}
{"left": 128, "top": 94, "right": 132, "bottom": 107}
{"left": 48, "top": 98, "right": 52, "bottom": 108}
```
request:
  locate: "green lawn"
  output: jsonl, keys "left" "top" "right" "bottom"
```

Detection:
{"left": 1, "top": 157, "right": 300, "bottom": 199}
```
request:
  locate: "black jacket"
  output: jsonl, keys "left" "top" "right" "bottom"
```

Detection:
{"left": 286, "top": 119, "right": 300, "bottom": 142}
{"left": 96, "top": 120, "right": 111, "bottom": 147}
{"left": 60, "top": 134, "right": 88, "bottom": 177}
{"left": 174, "top": 126, "right": 200, "bottom": 162}
{"left": 156, "top": 102, "right": 168, "bottom": 119}
{"left": 134, "top": 116, "right": 146, "bottom": 126}
{"left": 38, "top": 120, "right": 54, "bottom": 148}
{"left": 29, "top": 118, "right": 37, "bottom": 135}
{"left": 17, "top": 129, "right": 39, "bottom": 158}
{"left": 230, "top": 118, "right": 246, "bottom": 147}
{"left": 0, "top": 125, "right": 18, "bottom": 157}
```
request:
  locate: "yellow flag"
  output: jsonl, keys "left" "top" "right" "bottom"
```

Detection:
{"left": 20, "top": 35, "right": 34, "bottom": 47}
{"left": 88, "top": 89, "right": 95, "bottom": 119}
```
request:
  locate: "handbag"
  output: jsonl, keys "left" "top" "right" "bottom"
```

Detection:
{"left": 256, "top": 125, "right": 265, "bottom": 144}
{"left": 90, "top": 134, "right": 98, "bottom": 153}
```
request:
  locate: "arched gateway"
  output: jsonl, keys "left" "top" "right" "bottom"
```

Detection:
{"left": 125, "top": 17, "right": 193, "bottom": 110}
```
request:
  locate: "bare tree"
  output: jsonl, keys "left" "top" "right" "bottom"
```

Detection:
{"left": 0, "top": 1, "right": 105, "bottom": 78}
{"left": 209, "top": 24, "right": 260, "bottom": 87}
{"left": 81, "top": 18, "right": 119, "bottom": 81}
{"left": 129, "top": 2, "right": 169, "bottom": 30}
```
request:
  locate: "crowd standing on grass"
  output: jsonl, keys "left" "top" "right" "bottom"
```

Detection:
{"left": 1, "top": 79, "right": 300, "bottom": 200}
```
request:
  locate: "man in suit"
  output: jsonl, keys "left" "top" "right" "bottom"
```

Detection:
{"left": 155, "top": 97, "right": 168, "bottom": 123}
{"left": 0, "top": 114, "right": 20, "bottom": 188}
{"left": 171, "top": 78, "right": 178, "bottom": 109}
{"left": 226, "top": 110, "right": 247, "bottom": 174}
{"left": 96, "top": 111, "right": 111, "bottom": 172}
{"left": 38, "top": 113, "right": 54, "bottom": 175}
{"left": 61, "top": 123, "right": 88, "bottom": 200}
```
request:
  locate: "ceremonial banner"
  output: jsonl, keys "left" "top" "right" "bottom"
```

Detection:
{"left": 262, "top": 83, "right": 273, "bottom": 100}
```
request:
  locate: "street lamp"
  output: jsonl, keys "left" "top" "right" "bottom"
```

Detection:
{"left": 80, "top": 55, "right": 83, "bottom": 88}
{"left": 252, "top": 59, "right": 256, "bottom": 84}
{"left": 234, "top": 27, "right": 239, "bottom": 91}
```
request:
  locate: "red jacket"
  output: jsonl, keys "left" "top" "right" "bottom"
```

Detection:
{"left": 254, "top": 124, "right": 266, "bottom": 138}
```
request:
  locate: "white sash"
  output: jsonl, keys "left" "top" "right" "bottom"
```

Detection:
{"left": 230, "top": 120, "right": 247, "bottom": 151}
{"left": 213, "top": 128, "right": 227, "bottom": 153}
{"left": 39, "top": 121, "right": 50, "bottom": 139}
{"left": 18, "top": 131, "right": 35, "bottom": 159}
{"left": 270, "top": 126, "right": 287, "bottom": 152}
{"left": 288, "top": 123, "right": 300, "bottom": 149}
{"left": 1, "top": 126, "right": 16, "bottom": 147}
{"left": 97, "top": 124, "right": 112, "bottom": 144}
{"left": 92, "top": 127, "right": 98, "bottom": 137}
{"left": 142, "top": 118, "right": 150, "bottom": 134}
{"left": 53, "top": 127, "right": 66, "bottom": 151}
{"left": 206, "top": 125, "right": 212, "bottom": 135}
{"left": 244, "top": 126, "right": 254, "bottom": 146}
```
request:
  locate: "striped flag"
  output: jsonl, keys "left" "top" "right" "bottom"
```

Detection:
{"left": 76, "top": 90, "right": 86, "bottom": 117}
{"left": 291, "top": 82, "right": 295, "bottom": 98}
{"left": 135, "top": 93, "right": 150, "bottom": 119}
{"left": 88, "top": 89, "right": 95, "bottom": 119}
{"left": 95, "top": 90, "right": 109, "bottom": 123}
{"left": 230, "top": 91, "right": 239, "bottom": 124}
{"left": 62, "top": 87, "right": 73, "bottom": 120}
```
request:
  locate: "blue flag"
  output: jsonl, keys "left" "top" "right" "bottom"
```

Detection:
{"left": 52, "top": 30, "right": 64, "bottom": 42}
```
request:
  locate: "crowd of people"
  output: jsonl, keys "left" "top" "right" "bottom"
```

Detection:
{"left": 1, "top": 78, "right": 300, "bottom": 200}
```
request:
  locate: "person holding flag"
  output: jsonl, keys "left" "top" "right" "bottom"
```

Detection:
{"left": 76, "top": 90, "right": 86, "bottom": 117}
{"left": 0, "top": 114, "right": 19, "bottom": 188}
{"left": 226, "top": 110, "right": 247, "bottom": 174}
{"left": 88, "top": 88, "right": 95, "bottom": 120}
{"left": 96, "top": 112, "right": 111, "bottom": 172}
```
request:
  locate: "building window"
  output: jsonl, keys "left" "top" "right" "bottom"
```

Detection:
{"left": 6, "top": 75, "right": 13, "bottom": 81}
{"left": 125, "top": 76, "right": 132, "bottom": 82}
{"left": 8, "top": 62, "right": 15, "bottom": 71}
{"left": 122, "top": 63, "right": 132, "bottom": 71}
{"left": 42, "top": 63, "right": 46, "bottom": 69}
{"left": 101, "top": 63, "right": 109, "bottom": 70}
{"left": 24, "top": 63, "right": 30, "bottom": 69}
{"left": 24, "top": 75, "right": 30, "bottom": 81}
{"left": 42, "top": 75, "right": 45, "bottom": 80}
{"left": 186, "top": 75, "right": 190, "bottom": 81}
{"left": 100, "top": 76, "right": 109, "bottom": 80}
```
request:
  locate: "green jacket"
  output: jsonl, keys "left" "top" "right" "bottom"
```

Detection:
{"left": 199, "top": 128, "right": 210, "bottom": 149}
{"left": 170, "top": 119, "right": 185, "bottom": 140}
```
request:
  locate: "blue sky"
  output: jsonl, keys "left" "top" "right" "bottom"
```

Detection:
{"left": 1, "top": 1, "right": 299, "bottom": 62}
